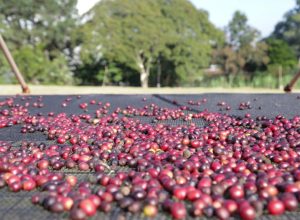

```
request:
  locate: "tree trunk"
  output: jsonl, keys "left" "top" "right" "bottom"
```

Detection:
{"left": 102, "top": 64, "right": 108, "bottom": 87}
{"left": 136, "top": 52, "right": 152, "bottom": 88}
{"left": 140, "top": 68, "right": 148, "bottom": 88}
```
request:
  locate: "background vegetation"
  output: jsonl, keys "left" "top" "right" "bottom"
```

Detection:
{"left": 0, "top": 0, "right": 299, "bottom": 88}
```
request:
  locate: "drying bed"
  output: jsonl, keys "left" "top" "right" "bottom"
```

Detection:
{"left": 0, "top": 94, "right": 300, "bottom": 220}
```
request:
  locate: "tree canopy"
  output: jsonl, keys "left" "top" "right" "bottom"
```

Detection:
{"left": 226, "top": 11, "right": 259, "bottom": 49}
{"left": 214, "top": 10, "right": 269, "bottom": 84}
{"left": 265, "top": 38, "right": 297, "bottom": 68}
{"left": 272, "top": 0, "right": 300, "bottom": 57}
{"left": 0, "top": 0, "right": 299, "bottom": 88}
{"left": 0, "top": 0, "right": 78, "bottom": 84}
{"left": 78, "top": 0, "right": 224, "bottom": 87}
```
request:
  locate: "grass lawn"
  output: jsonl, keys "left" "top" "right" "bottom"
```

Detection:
{"left": 0, "top": 84, "right": 296, "bottom": 95}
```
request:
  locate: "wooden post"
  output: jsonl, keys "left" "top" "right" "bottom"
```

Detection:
{"left": 0, "top": 34, "right": 30, "bottom": 94}
{"left": 278, "top": 65, "right": 283, "bottom": 90}
{"left": 156, "top": 58, "right": 161, "bottom": 88}
{"left": 284, "top": 70, "right": 300, "bottom": 93}
{"left": 102, "top": 64, "right": 108, "bottom": 87}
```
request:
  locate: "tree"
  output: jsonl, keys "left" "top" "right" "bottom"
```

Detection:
{"left": 156, "top": 1, "right": 224, "bottom": 86}
{"left": 265, "top": 38, "right": 297, "bottom": 68}
{"left": 227, "top": 11, "right": 260, "bottom": 49}
{"left": 0, "top": 0, "right": 78, "bottom": 51}
{"left": 13, "top": 45, "right": 74, "bottom": 84}
{"left": 0, "top": 0, "right": 78, "bottom": 84}
{"left": 214, "top": 11, "right": 269, "bottom": 83}
{"left": 272, "top": 0, "right": 300, "bottom": 57}
{"left": 79, "top": 0, "right": 171, "bottom": 87}
{"left": 79, "top": 0, "right": 224, "bottom": 87}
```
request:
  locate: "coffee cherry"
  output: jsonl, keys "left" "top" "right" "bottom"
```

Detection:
{"left": 171, "top": 202, "right": 186, "bottom": 219}
{"left": 143, "top": 204, "right": 158, "bottom": 217}
{"left": 267, "top": 199, "right": 285, "bottom": 215}
{"left": 79, "top": 199, "right": 97, "bottom": 216}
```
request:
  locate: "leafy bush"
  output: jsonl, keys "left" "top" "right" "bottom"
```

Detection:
{"left": 197, "top": 68, "right": 300, "bottom": 89}
{"left": 12, "top": 45, "right": 74, "bottom": 85}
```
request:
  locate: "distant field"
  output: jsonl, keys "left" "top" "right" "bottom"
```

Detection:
{"left": 0, "top": 85, "right": 296, "bottom": 95}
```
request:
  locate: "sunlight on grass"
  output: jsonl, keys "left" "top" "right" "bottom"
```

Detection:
{"left": 0, "top": 85, "right": 292, "bottom": 95}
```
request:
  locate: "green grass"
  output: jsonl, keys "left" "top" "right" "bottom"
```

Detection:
{"left": 0, "top": 85, "right": 296, "bottom": 95}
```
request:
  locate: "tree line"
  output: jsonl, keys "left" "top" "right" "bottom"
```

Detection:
{"left": 0, "top": 0, "right": 299, "bottom": 88}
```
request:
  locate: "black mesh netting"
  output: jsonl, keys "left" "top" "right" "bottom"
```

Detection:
{"left": 0, "top": 94, "right": 300, "bottom": 220}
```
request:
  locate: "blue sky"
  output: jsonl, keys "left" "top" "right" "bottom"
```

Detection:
{"left": 190, "top": 0, "right": 295, "bottom": 37}
{"left": 77, "top": 0, "right": 296, "bottom": 37}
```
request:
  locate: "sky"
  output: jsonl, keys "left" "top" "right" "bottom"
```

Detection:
{"left": 77, "top": 0, "right": 296, "bottom": 37}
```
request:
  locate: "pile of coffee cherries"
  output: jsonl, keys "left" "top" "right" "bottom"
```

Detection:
{"left": 0, "top": 95, "right": 300, "bottom": 220}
